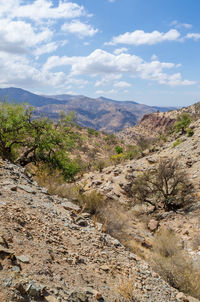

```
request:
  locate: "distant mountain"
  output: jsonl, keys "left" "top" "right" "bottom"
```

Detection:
{"left": 0, "top": 87, "right": 176, "bottom": 133}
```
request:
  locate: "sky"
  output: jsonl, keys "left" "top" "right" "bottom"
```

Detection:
{"left": 0, "top": 0, "right": 200, "bottom": 106}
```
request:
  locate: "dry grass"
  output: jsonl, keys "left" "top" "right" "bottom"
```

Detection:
{"left": 116, "top": 275, "right": 140, "bottom": 302}
{"left": 99, "top": 203, "right": 130, "bottom": 239}
{"left": 77, "top": 190, "right": 105, "bottom": 215}
{"left": 152, "top": 227, "right": 200, "bottom": 299}
{"left": 122, "top": 238, "right": 147, "bottom": 260}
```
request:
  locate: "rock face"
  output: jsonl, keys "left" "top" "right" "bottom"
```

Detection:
{"left": 0, "top": 159, "right": 182, "bottom": 301}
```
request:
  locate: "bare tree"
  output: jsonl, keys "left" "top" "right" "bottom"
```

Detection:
{"left": 131, "top": 158, "right": 193, "bottom": 211}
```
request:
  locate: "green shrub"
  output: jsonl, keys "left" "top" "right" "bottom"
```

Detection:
{"left": 0, "top": 103, "right": 80, "bottom": 180}
{"left": 172, "top": 138, "right": 182, "bottom": 148}
{"left": 104, "top": 134, "right": 117, "bottom": 144}
{"left": 110, "top": 153, "right": 125, "bottom": 164}
{"left": 87, "top": 128, "right": 99, "bottom": 136}
{"left": 125, "top": 145, "right": 141, "bottom": 159}
{"left": 115, "top": 145, "right": 123, "bottom": 154}
{"left": 174, "top": 112, "right": 191, "bottom": 134}
{"left": 187, "top": 128, "right": 194, "bottom": 137}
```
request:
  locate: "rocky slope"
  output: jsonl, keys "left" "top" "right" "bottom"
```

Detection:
{"left": 0, "top": 87, "right": 175, "bottom": 133}
{"left": 117, "top": 101, "right": 200, "bottom": 145}
{"left": 76, "top": 115, "right": 200, "bottom": 288}
{"left": 0, "top": 158, "right": 191, "bottom": 302}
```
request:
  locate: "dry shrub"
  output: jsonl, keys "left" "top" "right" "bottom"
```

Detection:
{"left": 117, "top": 275, "right": 140, "bottom": 302}
{"left": 100, "top": 203, "right": 130, "bottom": 239}
{"left": 122, "top": 238, "right": 145, "bottom": 260}
{"left": 35, "top": 164, "right": 65, "bottom": 194}
{"left": 152, "top": 228, "right": 200, "bottom": 299}
{"left": 77, "top": 190, "right": 105, "bottom": 215}
{"left": 131, "top": 157, "right": 193, "bottom": 212}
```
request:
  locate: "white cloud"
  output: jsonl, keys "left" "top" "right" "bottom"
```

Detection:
{"left": 106, "top": 29, "right": 180, "bottom": 45}
{"left": 0, "top": 19, "right": 52, "bottom": 54}
{"left": 34, "top": 42, "right": 59, "bottom": 57}
{"left": 114, "top": 81, "right": 131, "bottom": 88}
{"left": 170, "top": 20, "right": 192, "bottom": 29}
{"left": 61, "top": 20, "right": 98, "bottom": 38}
{"left": 43, "top": 49, "right": 195, "bottom": 87}
{"left": 95, "top": 74, "right": 122, "bottom": 87}
{"left": 6, "top": 0, "right": 86, "bottom": 21}
{"left": 113, "top": 47, "right": 128, "bottom": 55}
{"left": 186, "top": 33, "right": 200, "bottom": 40}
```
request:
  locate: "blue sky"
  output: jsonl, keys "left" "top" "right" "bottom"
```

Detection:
{"left": 0, "top": 0, "right": 200, "bottom": 106}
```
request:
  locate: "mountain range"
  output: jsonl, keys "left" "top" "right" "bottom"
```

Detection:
{"left": 0, "top": 87, "right": 175, "bottom": 132}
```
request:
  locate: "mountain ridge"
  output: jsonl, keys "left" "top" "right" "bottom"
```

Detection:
{"left": 0, "top": 87, "right": 176, "bottom": 133}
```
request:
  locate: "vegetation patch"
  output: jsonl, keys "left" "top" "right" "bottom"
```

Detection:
{"left": 131, "top": 157, "right": 194, "bottom": 212}
{"left": 152, "top": 228, "right": 200, "bottom": 299}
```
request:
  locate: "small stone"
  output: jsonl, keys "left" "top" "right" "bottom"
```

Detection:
{"left": 113, "top": 239, "right": 121, "bottom": 247}
{"left": 176, "top": 292, "right": 187, "bottom": 301}
{"left": 10, "top": 186, "right": 17, "bottom": 191}
{"left": 62, "top": 201, "right": 80, "bottom": 212}
{"left": 12, "top": 266, "right": 21, "bottom": 272}
{"left": 17, "top": 255, "right": 30, "bottom": 263}
{"left": 100, "top": 265, "right": 109, "bottom": 272}
{"left": 68, "top": 291, "right": 89, "bottom": 302}
{"left": 46, "top": 295, "right": 58, "bottom": 302}
{"left": 18, "top": 185, "right": 36, "bottom": 194}
{"left": 77, "top": 219, "right": 88, "bottom": 227}
{"left": 148, "top": 219, "right": 159, "bottom": 231}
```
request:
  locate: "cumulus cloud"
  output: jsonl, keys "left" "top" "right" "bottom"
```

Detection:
{"left": 61, "top": 20, "right": 98, "bottom": 38}
{"left": 185, "top": 33, "right": 200, "bottom": 40}
{"left": 43, "top": 49, "right": 195, "bottom": 87}
{"left": 3, "top": 0, "right": 86, "bottom": 21}
{"left": 113, "top": 47, "right": 128, "bottom": 55}
{"left": 0, "top": 19, "right": 52, "bottom": 54}
{"left": 106, "top": 29, "right": 180, "bottom": 46}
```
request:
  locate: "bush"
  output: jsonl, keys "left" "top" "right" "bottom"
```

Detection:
{"left": 126, "top": 145, "right": 141, "bottom": 160}
{"left": 0, "top": 103, "right": 80, "bottom": 180}
{"left": 104, "top": 134, "right": 118, "bottom": 144}
{"left": 152, "top": 228, "right": 200, "bottom": 299}
{"left": 187, "top": 128, "right": 194, "bottom": 137}
{"left": 174, "top": 112, "right": 191, "bottom": 134}
{"left": 115, "top": 145, "right": 123, "bottom": 154}
{"left": 95, "top": 160, "right": 106, "bottom": 172}
{"left": 87, "top": 128, "right": 99, "bottom": 136}
{"left": 77, "top": 190, "right": 105, "bottom": 215}
{"left": 131, "top": 157, "right": 193, "bottom": 212}
{"left": 172, "top": 139, "right": 182, "bottom": 148}
{"left": 117, "top": 276, "right": 140, "bottom": 302}
{"left": 110, "top": 153, "right": 126, "bottom": 165}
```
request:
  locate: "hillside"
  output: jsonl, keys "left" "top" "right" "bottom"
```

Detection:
{"left": 0, "top": 159, "right": 182, "bottom": 302}
{"left": 117, "top": 102, "right": 200, "bottom": 145}
{"left": 0, "top": 87, "right": 175, "bottom": 133}
{"left": 1, "top": 102, "right": 200, "bottom": 301}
